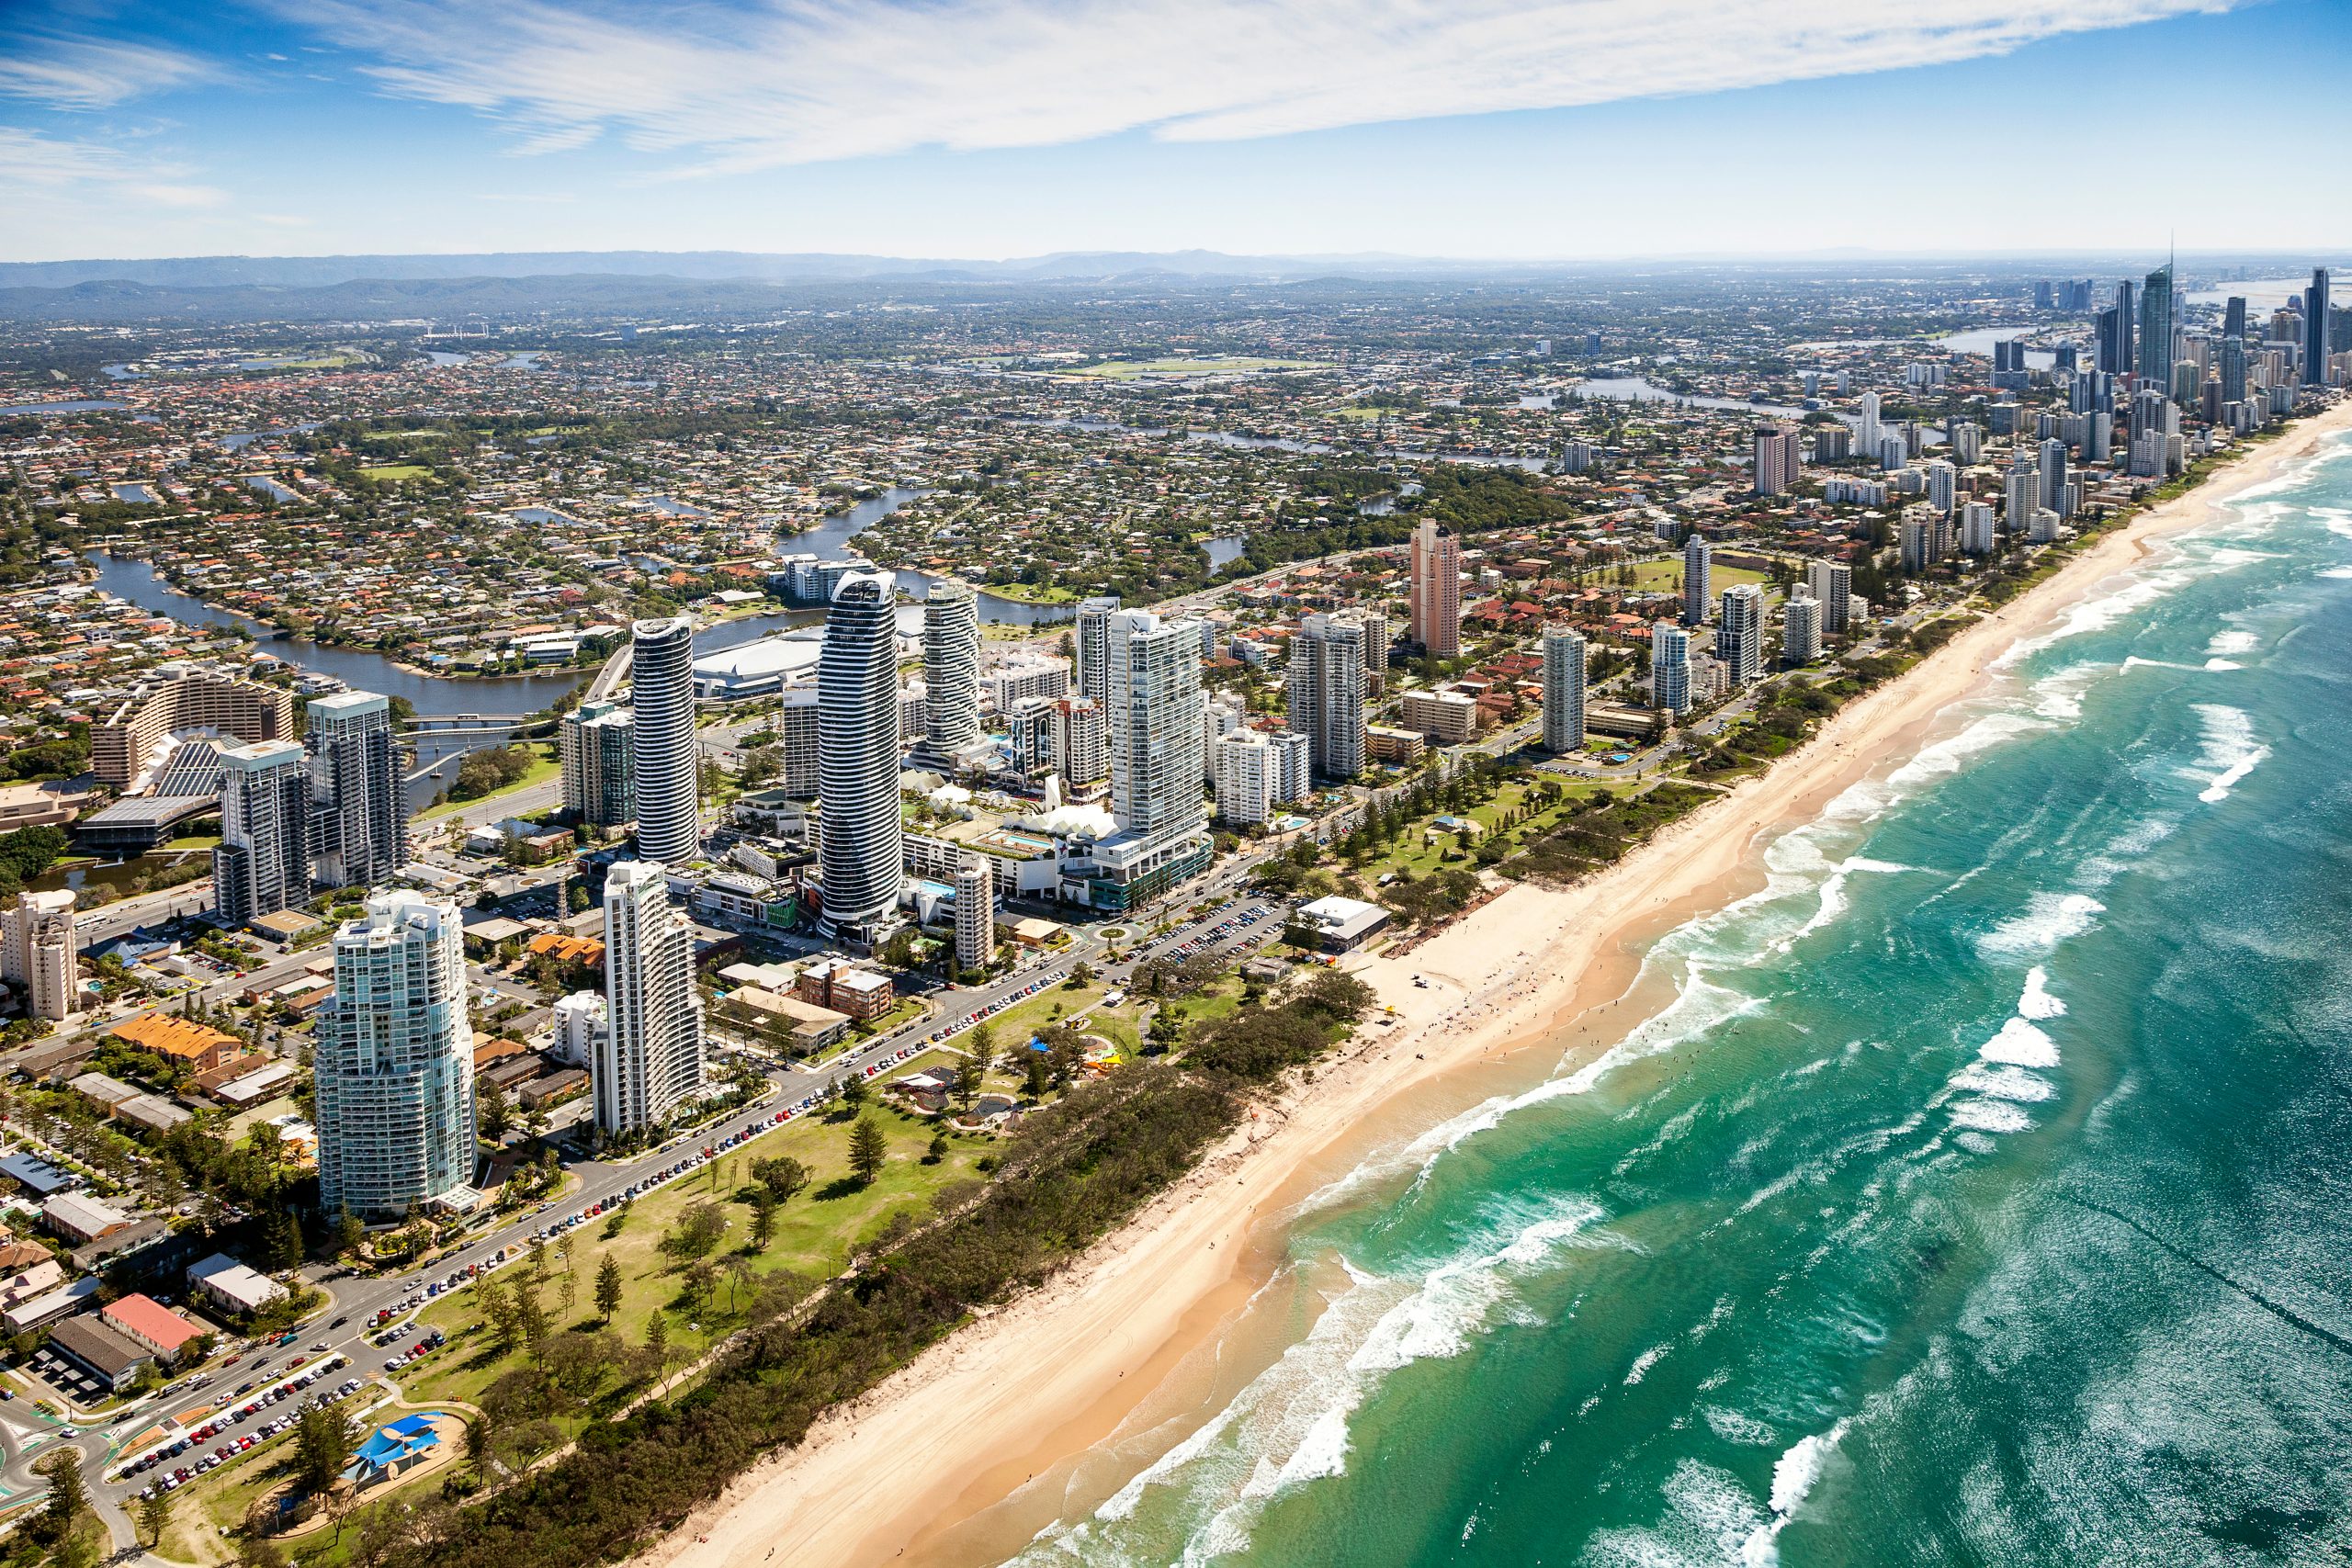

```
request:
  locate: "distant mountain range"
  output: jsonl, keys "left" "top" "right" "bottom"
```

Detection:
{"left": 0, "top": 248, "right": 1459, "bottom": 291}
{"left": 3, "top": 248, "right": 2340, "bottom": 327}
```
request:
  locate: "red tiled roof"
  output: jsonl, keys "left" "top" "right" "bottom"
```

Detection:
{"left": 104, "top": 1292, "right": 203, "bottom": 1350}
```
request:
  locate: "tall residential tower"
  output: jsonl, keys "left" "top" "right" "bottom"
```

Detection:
{"left": 315, "top": 892, "right": 476, "bottom": 1222}
{"left": 598, "top": 861, "right": 707, "bottom": 1136}
{"left": 629, "top": 618, "right": 700, "bottom": 864}
{"left": 1408, "top": 520, "right": 1463, "bottom": 658}
{"left": 817, "top": 571, "right": 906, "bottom": 937}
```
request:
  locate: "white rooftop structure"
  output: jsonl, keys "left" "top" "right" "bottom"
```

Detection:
{"left": 692, "top": 631, "right": 823, "bottom": 699}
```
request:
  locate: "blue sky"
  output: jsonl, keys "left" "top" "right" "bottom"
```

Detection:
{"left": 1, "top": 0, "right": 2346, "bottom": 264}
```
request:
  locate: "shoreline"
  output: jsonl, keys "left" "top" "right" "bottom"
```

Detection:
{"left": 650, "top": 402, "right": 2352, "bottom": 1568}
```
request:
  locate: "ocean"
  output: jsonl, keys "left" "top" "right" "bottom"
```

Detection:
{"left": 1004, "top": 429, "right": 2352, "bottom": 1567}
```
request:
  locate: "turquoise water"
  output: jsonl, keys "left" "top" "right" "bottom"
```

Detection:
{"left": 1012, "top": 430, "right": 2352, "bottom": 1567}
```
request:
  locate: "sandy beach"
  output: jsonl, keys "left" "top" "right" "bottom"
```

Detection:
{"left": 649, "top": 402, "right": 2352, "bottom": 1568}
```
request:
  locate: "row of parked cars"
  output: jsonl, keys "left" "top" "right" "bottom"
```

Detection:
{"left": 382, "top": 1328, "right": 448, "bottom": 1374}
{"left": 916, "top": 968, "right": 1073, "bottom": 1053}
{"left": 119, "top": 1360, "right": 359, "bottom": 1489}
{"left": 1157, "top": 903, "right": 1274, "bottom": 963}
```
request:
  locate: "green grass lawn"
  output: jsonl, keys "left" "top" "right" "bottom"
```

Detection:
{"left": 356, "top": 464, "right": 432, "bottom": 482}
{"left": 1345, "top": 777, "right": 1599, "bottom": 883}
{"left": 964, "top": 979, "right": 1109, "bottom": 1052}
{"left": 399, "top": 1105, "right": 992, "bottom": 1417}
{"left": 417, "top": 742, "right": 560, "bottom": 821}
{"left": 1616, "top": 558, "right": 1773, "bottom": 593}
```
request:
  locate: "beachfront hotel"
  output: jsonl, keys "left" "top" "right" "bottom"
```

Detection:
{"left": 315, "top": 892, "right": 478, "bottom": 1223}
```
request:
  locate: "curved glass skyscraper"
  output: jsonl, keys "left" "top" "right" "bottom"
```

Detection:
{"left": 629, "top": 616, "right": 700, "bottom": 865}
{"left": 819, "top": 571, "right": 905, "bottom": 936}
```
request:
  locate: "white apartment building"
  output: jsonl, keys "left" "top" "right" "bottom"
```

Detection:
{"left": 599, "top": 861, "right": 707, "bottom": 1136}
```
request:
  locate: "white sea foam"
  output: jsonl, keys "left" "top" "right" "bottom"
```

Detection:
{"left": 2204, "top": 659, "right": 2243, "bottom": 671}
{"left": 1976, "top": 1018, "right": 2060, "bottom": 1068}
{"left": 1884, "top": 711, "right": 2050, "bottom": 786}
{"left": 2185, "top": 702, "right": 2268, "bottom": 803}
{"left": 1951, "top": 1063, "right": 2056, "bottom": 1103}
{"left": 2017, "top": 966, "right": 2065, "bottom": 1020}
{"left": 1977, "top": 893, "right": 2104, "bottom": 959}
{"left": 1589, "top": 1461, "right": 1769, "bottom": 1568}
{"left": 2207, "top": 629, "right": 2259, "bottom": 655}
{"left": 1031, "top": 1199, "right": 1612, "bottom": 1563}
{"left": 1624, "top": 1343, "right": 1670, "bottom": 1385}
{"left": 1704, "top": 1406, "right": 1779, "bottom": 1447}
{"left": 1995, "top": 565, "right": 2196, "bottom": 669}
{"left": 1737, "top": 1420, "right": 1852, "bottom": 1567}
{"left": 2320, "top": 566, "right": 2352, "bottom": 580}
{"left": 1947, "top": 1099, "right": 2034, "bottom": 1134}
{"left": 2028, "top": 662, "right": 2103, "bottom": 721}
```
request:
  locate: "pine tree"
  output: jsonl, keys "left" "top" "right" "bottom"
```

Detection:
{"left": 594, "top": 1256, "right": 623, "bottom": 1321}
{"left": 848, "top": 1116, "right": 887, "bottom": 1186}
{"left": 137, "top": 1489, "right": 170, "bottom": 1550}
{"left": 40, "top": 1447, "right": 86, "bottom": 1539}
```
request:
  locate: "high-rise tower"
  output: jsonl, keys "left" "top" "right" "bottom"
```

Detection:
{"left": 1651, "top": 623, "right": 1692, "bottom": 716}
{"left": 1286, "top": 611, "right": 1375, "bottom": 779}
{"left": 560, "top": 700, "right": 634, "bottom": 828}
{"left": 2306, "top": 266, "right": 2333, "bottom": 386}
{"left": 922, "top": 581, "right": 983, "bottom": 761}
{"left": 1074, "top": 595, "right": 1122, "bottom": 705}
{"left": 214, "top": 739, "right": 309, "bottom": 926}
{"left": 1407, "top": 520, "right": 1463, "bottom": 658}
{"left": 315, "top": 892, "right": 475, "bottom": 1222}
{"left": 305, "top": 690, "right": 406, "bottom": 890}
{"left": 598, "top": 860, "right": 706, "bottom": 1135}
{"left": 1720, "top": 584, "right": 1764, "bottom": 686}
{"left": 2137, "top": 262, "right": 2175, "bottom": 389}
{"left": 629, "top": 618, "right": 700, "bottom": 865}
{"left": 817, "top": 571, "right": 905, "bottom": 937}
{"left": 1682, "top": 533, "right": 1713, "bottom": 626}
{"left": 1541, "top": 626, "right": 1587, "bottom": 754}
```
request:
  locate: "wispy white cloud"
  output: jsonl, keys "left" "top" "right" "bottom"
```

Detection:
{"left": 0, "top": 34, "right": 219, "bottom": 110}
{"left": 289, "top": 0, "right": 2240, "bottom": 173}
{"left": 0, "top": 126, "right": 225, "bottom": 207}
